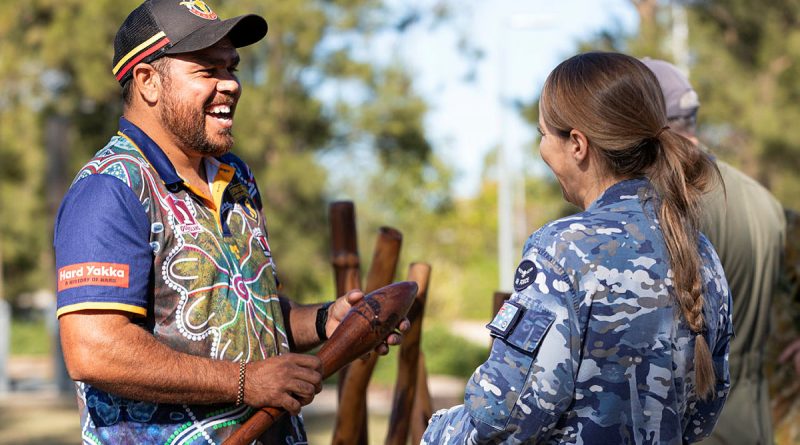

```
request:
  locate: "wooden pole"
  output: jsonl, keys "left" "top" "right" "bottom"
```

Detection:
{"left": 493, "top": 291, "right": 512, "bottom": 317}
{"left": 331, "top": 227, "right": 403, "bottom": 445}
{"left": 223, "top": 282, "right": 418, "bottom": 445}
{"left": 328, "top": 201, "right": 363, "bottom": 403}
{"left": 491, "top": 291, "right": 512, "bottom": 347}
{"left": 410, "top": 352, "right": 433, "bottom": 445}
{"left": 385, "top": 263, "right": 431, "bottom": 445}
{"left": 329, "top": 201, "right": 362, "bottom": 296}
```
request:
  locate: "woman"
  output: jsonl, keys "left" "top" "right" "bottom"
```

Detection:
{"left": 422, "top": 52, "right": 733, "bottom": 444}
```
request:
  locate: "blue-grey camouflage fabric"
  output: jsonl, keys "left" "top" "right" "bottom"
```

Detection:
{"left": 422, "top": 178, "right": 733, "bottom": 444}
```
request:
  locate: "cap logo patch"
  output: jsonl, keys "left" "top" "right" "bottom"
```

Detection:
{"left": 514, "top": 259, "right": 536, "bottom": 292}
{"left": 179, "top": 0, "right": 218, "bottom": 20}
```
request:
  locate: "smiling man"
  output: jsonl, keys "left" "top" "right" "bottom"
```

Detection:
{"left": 53, "top": 1, "right": 406, "bottom": 444}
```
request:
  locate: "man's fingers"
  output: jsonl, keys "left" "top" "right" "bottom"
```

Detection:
{"left": 287, "top": 364, "right": 322, "bottom": 388}
{"left": 779, "top": 339, "right": 800, "bottom": 363}
{"left": 345, "top": 289, "right": 364, "bottom": 304}
{"left": 385, "top": 332, "right": 402, "bottom": 346}
{"left": 288, "top": 379, "right": 317, "bottom": 400}
{"left": 284, "top": 353, "right": 322, "bottom": 372}
{"left": 280, "top": 394, "right": 302, "bottom": 416}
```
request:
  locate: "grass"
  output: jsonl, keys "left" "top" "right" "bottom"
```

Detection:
{"left": 10, "top": 318, "right": 51, "bottom": 356}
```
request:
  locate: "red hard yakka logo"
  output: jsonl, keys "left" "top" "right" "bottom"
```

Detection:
{"left": 58, "top": 262, "right": 130, "bottom": 291}
{"left": 179, "top": 0, "right": 218, "bottom": 20}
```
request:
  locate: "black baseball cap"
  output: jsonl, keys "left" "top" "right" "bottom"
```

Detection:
{"left": 113, "top": 0, "right": 267, "bottom": 85}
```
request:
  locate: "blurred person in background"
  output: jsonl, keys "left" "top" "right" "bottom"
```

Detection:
{"left": 422, "top": 52, "right": 733, "bottom": 444}
{"left": 52, "top": 0, "right": 405, "bottom": 443}
{"left": 642, "top": 58, "right": 786, "bottom": 445}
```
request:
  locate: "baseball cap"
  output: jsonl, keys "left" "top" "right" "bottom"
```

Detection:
{"left": 112, "top": 0, "right": 268, "bottom": 85}
{"left": 640, "top": 57, "right": 700, "bottom": 119}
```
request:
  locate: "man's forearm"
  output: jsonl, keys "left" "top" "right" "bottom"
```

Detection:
{"left": 284, "top": 298, "right": 327, "bottom": 352}
{"left": 60, "top": 311, "right": 238, "bottom": 405}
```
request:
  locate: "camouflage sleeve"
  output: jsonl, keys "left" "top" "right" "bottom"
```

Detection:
{"left": 683, "top": 236, "right": 734, "bottom": 443}
{"left": 422, "top": 246, "right": 580, "bottom": 444}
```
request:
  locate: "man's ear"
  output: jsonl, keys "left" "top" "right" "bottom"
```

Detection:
{"left": 568, "top": 129, "right": 590, "bottom": 163}
{"left": 130, "top": 63, "right": 162, "bottom": 105}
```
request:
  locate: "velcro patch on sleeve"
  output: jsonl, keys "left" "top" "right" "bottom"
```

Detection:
{"left": 487, "top": 301, "right": 525, "bottom": 339}
{"left": 58, "top": 262, "right": 130, "bottom": 291}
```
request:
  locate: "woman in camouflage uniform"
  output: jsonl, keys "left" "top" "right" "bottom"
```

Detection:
{"left": 422, "top": 52, "right": 733, "bottom": 444}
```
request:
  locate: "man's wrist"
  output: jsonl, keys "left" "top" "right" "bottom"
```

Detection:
{"left": 315, "top": 302, "right": 334, "bottom": 342}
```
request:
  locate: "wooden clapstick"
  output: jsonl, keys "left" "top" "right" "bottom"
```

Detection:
{"left": 223, "top": 281, "right": 418, "bottom": 445}
{"left": 385, "top": 262, "right": 431, "bottom": 445}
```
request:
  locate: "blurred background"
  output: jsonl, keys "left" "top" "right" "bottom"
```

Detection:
{"left": 1, "top": 0, "right": 800, "bottom": 443}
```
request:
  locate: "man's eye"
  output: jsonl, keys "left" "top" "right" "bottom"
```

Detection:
{"left": 536, "top": 126, "right": 545, "bottom": 137}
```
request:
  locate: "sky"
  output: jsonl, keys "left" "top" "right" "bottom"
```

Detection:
{"left": 396, "top": 0, "right": 640, "bottom": 197}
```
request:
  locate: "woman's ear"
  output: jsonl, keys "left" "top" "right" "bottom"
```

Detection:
{"left": 131, "top": 63, "right": 162, "bottom": 105}
{"left": 569, "top": 129, "right": 590, "bottom": 163}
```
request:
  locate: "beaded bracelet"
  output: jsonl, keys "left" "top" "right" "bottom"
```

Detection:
{"left": 235, "top": 359, "right": 246, "bottom": 406}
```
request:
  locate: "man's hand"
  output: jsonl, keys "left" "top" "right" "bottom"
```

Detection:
{"left": 243, "top": 353, "right": 322, "bottom": 415}
{"left": 779, "top": 338, "right": 800, "bottom": 376}
{"left": 326, "top": 289, "right": 412, "bottom": 355}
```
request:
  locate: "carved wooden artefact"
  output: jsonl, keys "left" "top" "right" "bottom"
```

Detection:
{"left": 223, "top": 281, "right": 418, "bottom": 445}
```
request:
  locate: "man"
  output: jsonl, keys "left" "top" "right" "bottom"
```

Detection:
{"left": 54, "top": 1, "right": 405, "bottom": 443}
{"left": 642, "top": 58, "right": 787, "bottom": 445}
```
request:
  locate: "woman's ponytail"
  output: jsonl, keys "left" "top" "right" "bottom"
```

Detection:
{"left": 648, "top": 130, "right": 720, "bottom": 399}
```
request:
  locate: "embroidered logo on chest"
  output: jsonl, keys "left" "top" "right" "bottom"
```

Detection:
{"left": 252, "top": 227, "right": 271, "bottom": 258}
{"left": 166, "top": 195, "right": 203, "bottom": 238}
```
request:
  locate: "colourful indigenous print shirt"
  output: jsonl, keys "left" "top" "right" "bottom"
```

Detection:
{"left": 54, "top": 118, "right": 306, "bottom": 445}
{"left": 422, "top": 178, "right": 733, "bottom": 445}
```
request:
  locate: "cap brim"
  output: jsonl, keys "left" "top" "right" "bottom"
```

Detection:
{"left": 166, "top": 14, "right": 267, "bottom": 55}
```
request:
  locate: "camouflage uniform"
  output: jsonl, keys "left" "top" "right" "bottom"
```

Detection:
{"left": 422, "top": 178, "right": 733, "bottom": 444}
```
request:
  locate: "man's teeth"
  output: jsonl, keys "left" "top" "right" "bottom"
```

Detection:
{"left": 207, "top": 105, "right": 232, "bottom": 117}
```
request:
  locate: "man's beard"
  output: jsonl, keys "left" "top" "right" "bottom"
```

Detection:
{"left": 160, "top": 88, "right": 234, "bottom": 157}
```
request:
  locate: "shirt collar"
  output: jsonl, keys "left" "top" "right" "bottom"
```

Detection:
{"left": 118, "top": 117, "right": 183, "bottom": 189}
{"left": 587, "top": 177, "right": 652, "bottom": 211}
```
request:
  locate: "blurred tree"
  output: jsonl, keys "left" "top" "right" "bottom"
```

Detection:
{"left": 523, "top": 0, "right": 800, "bottom": 211}
{"left": 0, "top": 0, "right": 478, "bottom": 306}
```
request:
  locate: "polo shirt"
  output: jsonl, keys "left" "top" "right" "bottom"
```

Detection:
{"left": 54, "top": 117, "right": 306, "bottom": 444}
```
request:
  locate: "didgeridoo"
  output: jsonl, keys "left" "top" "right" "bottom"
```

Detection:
{"left": 222, "top": 281, "right": 418, "bottom": 445}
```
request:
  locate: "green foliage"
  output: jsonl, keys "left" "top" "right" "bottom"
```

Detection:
{"left": 368, "top": 322, "right": 489, "bottom": 386}
{"left": 421, "top": 323, "right": 487, "bottom": 378}
{"left": 11, "top": 319, "right": 50, "bottom": 356}
{"left": 567, "top": 1, "right": 800, "bottom": 211}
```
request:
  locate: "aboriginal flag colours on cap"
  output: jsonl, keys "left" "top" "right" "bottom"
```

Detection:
{"left": 113, "top": 32, "right": 171, "bottom": 82}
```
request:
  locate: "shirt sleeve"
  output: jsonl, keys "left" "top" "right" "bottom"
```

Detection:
{"left": 54, "top": 174, "right": 153, "bottom": 318}
{"left": 423, "top": 246, "right": 580, "bottom": 444}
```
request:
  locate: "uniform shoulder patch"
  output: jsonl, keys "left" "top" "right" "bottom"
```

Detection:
{"left": 514, "top": 259, "right": 536, "bottom": 292}
{"left": 486, "top": 301, "right": 524, "bottom": 338}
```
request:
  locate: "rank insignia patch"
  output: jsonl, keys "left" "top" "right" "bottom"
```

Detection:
{"left": 514, "top": 259, "right": 536, "bottom": 292}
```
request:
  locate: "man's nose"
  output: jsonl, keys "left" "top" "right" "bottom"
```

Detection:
{"left": 217, "top": 75, "right": 240, "bottom": 96}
